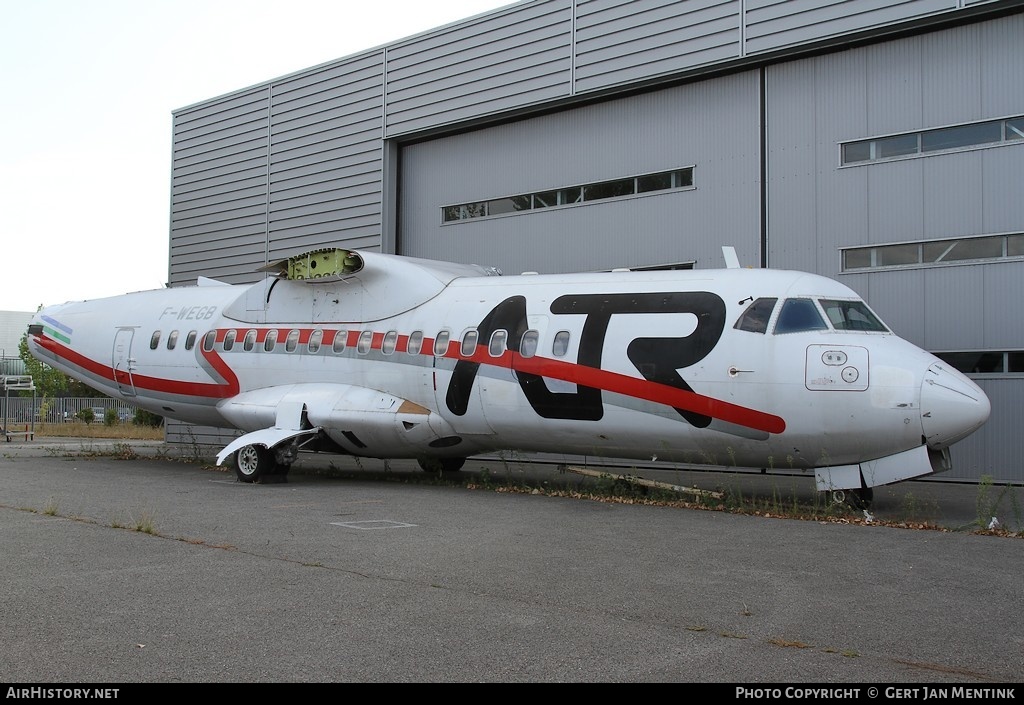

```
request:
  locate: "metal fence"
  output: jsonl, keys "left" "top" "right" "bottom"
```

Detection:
{"left": 0, "top": 396, "right": 140, "bottom": 426}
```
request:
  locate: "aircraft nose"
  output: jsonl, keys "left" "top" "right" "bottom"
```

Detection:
{"left": 920, "top": 362, "right": 991, "bottom": 448}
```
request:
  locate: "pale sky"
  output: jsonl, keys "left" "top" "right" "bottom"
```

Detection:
{"left": 0, "top": 0, "right": 514, "bottom": 313}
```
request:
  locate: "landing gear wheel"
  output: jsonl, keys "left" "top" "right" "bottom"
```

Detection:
{"left": 830, "top": 487, "right": 874, "bottom": 510}
{"left": 234, "top": 444, "right": 275, "bottom": 483}
{"left": 417, "top": 457, "right": 466, "bottom": 474}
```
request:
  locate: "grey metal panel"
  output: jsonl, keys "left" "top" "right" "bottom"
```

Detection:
{"left": 982, "top": 144, "right": 1024, "bottom": 233}
{"left": 745, "top": 0, "right": 957, "bottom": 55}
{"left": 385, "top": 1, "right": 572, "bottom": 136}
{"left": 982, "top": 262, "right": 1024, "bottom": 349}
{"left": 859, "top": 270, "right": 927, "bottom": 345}
{"left": 267, "top": 54, "right": 386, "bottom": 258}
{"left": 981, "top": 12, "right": 1024, "bottom": 116}
{"left": 864, "top": 36, "right": 923, "bottom": 135}
{"left": 170, "top": 87, "right": 270, "bottom": 287}
{"left": 399, "top": 71, "right": 761, "bottom": 275}
{"left": 947, "top": 379, "right": 1024, "bottom": 483}
{"left": 573, "top": 0, "right": 740, "bottom": 93}
{"left": 922, "top": 265, "right": 986, "bottom": 350}
{"left": 923, "top": 152, "right": 984, "bottom": 238}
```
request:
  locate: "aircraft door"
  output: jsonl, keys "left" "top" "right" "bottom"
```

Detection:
{"left": 112, "top": 328, "right": 137, "bottom": 397}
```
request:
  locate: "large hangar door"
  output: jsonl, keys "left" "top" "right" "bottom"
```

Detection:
{"left": 398, "top": 71, "right": 763, "bottom": 276}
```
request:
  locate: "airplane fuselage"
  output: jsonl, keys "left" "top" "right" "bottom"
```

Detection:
{"left": 28, "top": 249, "right": 990, "bottom": 494}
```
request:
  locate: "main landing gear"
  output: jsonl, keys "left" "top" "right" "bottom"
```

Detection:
{"left": 829, "top": 486, "right": 874, "bottom": 510}
{"left": 233, "top": 443, "right": 295, "bottom": 483}
{"left": 417, "top": 457, "right": 467, "bottom": 473}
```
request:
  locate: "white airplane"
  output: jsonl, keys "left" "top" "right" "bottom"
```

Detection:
{"left": 27, "top": 246, "right": 990, "bottom": 507}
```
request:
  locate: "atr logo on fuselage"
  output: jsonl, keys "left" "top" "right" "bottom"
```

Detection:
{"left": 446, "top": 292, "right": 726, "bottom": 425}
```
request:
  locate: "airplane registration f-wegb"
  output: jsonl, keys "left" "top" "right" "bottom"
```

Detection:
{"left": 27, "top": 246, "right": 990, "bottom": 506}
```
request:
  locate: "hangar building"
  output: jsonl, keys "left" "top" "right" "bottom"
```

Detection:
{"left": 168, "top": 0, "right": 1024, "bottom": 483}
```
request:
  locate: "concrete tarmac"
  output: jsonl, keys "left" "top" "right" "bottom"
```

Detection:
{"left": 0, "top": 437, "right": 1021, "bottom": 683}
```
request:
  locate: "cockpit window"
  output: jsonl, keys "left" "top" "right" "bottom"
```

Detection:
{"left": 773, "top": 298, "right": 828, "bottom": 334}
{"left": 734, "top": 297, "right": 777, "bottom": 334}
{"left": 819, "top": 299, "right": 889, "bottom": 332}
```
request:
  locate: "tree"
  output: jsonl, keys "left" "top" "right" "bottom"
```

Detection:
{"left": 17, "top": 308, "right": 104, "bottom": 399}
{"left": 18, "top": 331, "right": 68, "bottom": 399}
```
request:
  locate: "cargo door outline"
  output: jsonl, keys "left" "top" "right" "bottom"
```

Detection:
{"left": 112, "top": 328, "right": 137, "bottom": 397}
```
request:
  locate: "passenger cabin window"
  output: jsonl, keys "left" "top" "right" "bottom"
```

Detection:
{"left": 734, "top": 298, "right": 777, "bottom": 334}
{"left": 461, "top": 330, "right": 479, "bottom": 357}
{"left": 382, "top": 331, "right": 397, "bottom": 355}
{"left": 819, "top": 299, "right": 888, "bottom": 332}
{"left": 488, "top": 329, "right": 507, "bottom": 357}
{"left": 552, "top": 331, "right": 571, "bottom": 357}
{"left": 150, "top": 331, "right": 161, "bottom": 350}
{"left": 185, "top": 330, "right": 197, "bottom": 351}
{"left": 773, "top": 299, "right": 828, "bottom": 334}
{"left": 264, "top": 330, "right": 278, "bottom": 352}
{"left": 332, "top": 330, "right": 347, "bottom": 354}
{"left": 223, "top": 330, "right": 236, "bottom": 351}
{"left": 519, "top": 330, "right": 539, "bottom": 358}
{"left": 166, "top": 330, "right": 179, "bottom": 350}
{"left": 308, "top": 329, "right": 323, "bottom": 354}
{"left": 407, "top": 331, "right": 423, "bottom": 355}
{"left": 285, "top": 329, "right": 299, "bottom": 353}
{"left": 434, "top": 330, "right": 450, "bottom": 356}
{"left": 202, "top": 331, "right": 216, "bottom": 352}
{"left": 243, "top": 330, "right": 256, "bottom": 351}
{"left": 357, "top": 330, "right": 373, "bottom": 354}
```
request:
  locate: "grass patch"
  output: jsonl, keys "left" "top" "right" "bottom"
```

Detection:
{"left": 33, "top": 422, "right": 164, "bottom": 441}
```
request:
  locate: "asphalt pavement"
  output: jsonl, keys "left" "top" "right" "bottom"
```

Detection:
{"left": 0, "top": 437, "right": 1021, "bottom": 683}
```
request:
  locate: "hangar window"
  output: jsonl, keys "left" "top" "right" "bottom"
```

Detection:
{"left": 166, "top": 330, "right": 179, "bottom": 350}
{"left": 841, "top": 115, "right": 1023, "bottom": 166}
{"left": 243, "top": 329, "right": 257, "bottom": 351}
{"left": 841, "top": 233, "right": 1024, "bottom": 272}
{"left": 150, "top": 331, "right": 161, "bottom": 350}
{"left": 442, "top": 167, "right": 694, "bottom": 223}
{"left": 934, "top": 350, "right": 1024, "bottom": 376}
{"left": 264, "top": 330, "right": 278, "bottom": 352}
{"left": 185, "top": 330, "right": 197, "bottom": 351}
{"left": 407, "top": 331, "right": 424, "bottom": 355}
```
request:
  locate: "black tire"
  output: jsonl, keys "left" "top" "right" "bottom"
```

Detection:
{"left": 234, "top": 444, "right": 275, "bottom": 483}
{"left": 830, "top": 487, "right": 873, "bottom": 510}
{"left": 417, "top": 457, "right": 466, "bottom": 474}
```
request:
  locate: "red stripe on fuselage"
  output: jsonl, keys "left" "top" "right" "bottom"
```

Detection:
{"left": 33, "top": 334, "right": 239, "bottom": 400}
{"left": 446, "top": 346, "right": 786, "bottom": 435}
{"left": 33, "top": 328, "right": 784, "bottom": 433}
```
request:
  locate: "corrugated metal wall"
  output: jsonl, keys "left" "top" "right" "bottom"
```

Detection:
{"left": 765, "top": 13, "right": 1024, "bottom": 481}
{"left": 385, "top": 1, "right": 573, "bottom": 135}
{"left": 170, "top": 87, "right": 270, "bottom": 285}
{"left": 399, "top": 70, "right": 761, "bottom": 275}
